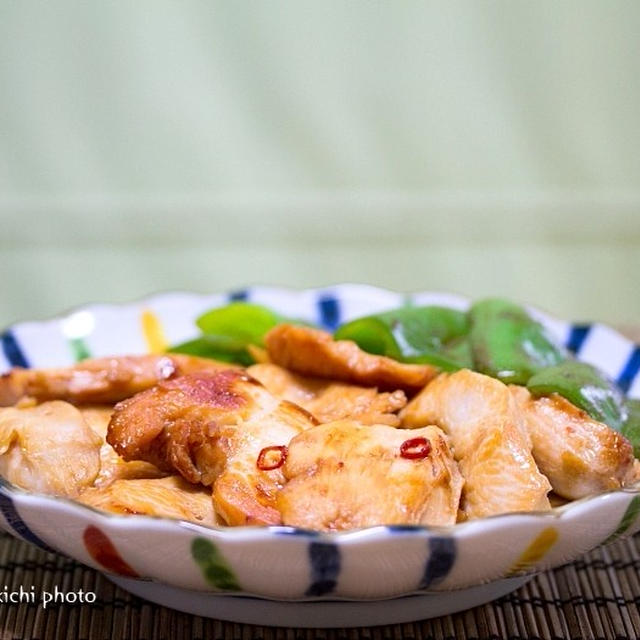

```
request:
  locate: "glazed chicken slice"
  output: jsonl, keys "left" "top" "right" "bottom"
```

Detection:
{"left": 247, "top": 363, "right": 406, "bottom": 426}
{"left": 0, "top": 401, "right": 102, "bottom": 497}
{"left": 510, "top": 386, "right": 636, "bottom": 499}
{"left": 107, "top": 370, "right": 317, "bottom": 525}
{"left": 278, "top": 420, "right": 463, "bottom": 530}
{"left": 0, "top": 354, "right": 236, "bottom": 406}
{"left": 80, "top": 407, "right": 167, "bottom": 487}
{"left": 79, "top": 475, "right": 219, "bottom": 525}
{"left": 400, "top": 370, "right": 551, "bottom": 520}
{"left": 264, "top": 324, "right": 437, "bottom": 392}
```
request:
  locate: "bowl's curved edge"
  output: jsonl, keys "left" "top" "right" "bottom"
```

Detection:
{"left": 106, "top": 573, "right": 535, "bottom": 626}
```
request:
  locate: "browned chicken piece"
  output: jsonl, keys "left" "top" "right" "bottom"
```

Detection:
{"left": 264, "top": 324, "right": 437, "bottom": 392}
{"left": 79, "top": 475, "right": 219, "bottom": 525}
{"left": 510, "top": 386, "right": 636, "bottom": 500}
{"left": 278, "top": 420, "right": 463, "bottom": 531}
{"left": 400, "top": 370, "right": 551, "bottom": 520}
{"left": 80, "top": 407, "right": 167, "bottom": 487}
{"left": 0, "top": 401, "right": 102, "bottom": 497}
{"left": 0, "top": 354, "right": 236, "bottom": 406}
{"left": 629, "top": 459, "right": 640, "bottom": 486}
{"left": 247, "top": 363, "right": 406, "bottom": 426}
{"left": 107, "top": 370, "right": 317, "bottom": 526}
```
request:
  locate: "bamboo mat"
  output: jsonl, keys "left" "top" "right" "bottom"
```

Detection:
{"left": 1, "top": 531, "right": 640, "bottom": 640}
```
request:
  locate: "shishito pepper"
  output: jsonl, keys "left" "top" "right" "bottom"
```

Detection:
{"left": 469, "top": 298, "right": 566, "bottom": 384}
{"left": 195, "top": 302, "right": 287, "bottom": 344}
{"left": 169, "top": 335, "right": 256, "bottom": 366}
{"left": 170, "top": 302, "right": 304, "bottom": 365}
{"left": 334, "top": 306, "right": 471, "bottom": 371}
{"left": 333, "top": 316, "right": 403, "bottom": 359}
{"left": 527, "top": 360, "right": 628, "bottom": 432}
{"left": 438, "top": 336, "right": 474, "bottom": 370}
{"left": 621, "top": 398, "right": 640, "bottom": 458}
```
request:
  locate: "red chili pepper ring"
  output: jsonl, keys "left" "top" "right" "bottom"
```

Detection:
{"left": 256, "top": 445, "right": 288, "bottom": 471}
{"left": 400, "top": 437, "right": 431, "bottom": 460}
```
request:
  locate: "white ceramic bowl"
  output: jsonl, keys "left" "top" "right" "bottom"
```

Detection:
{"left": 1, "top": 285, "right": 639, "bottom": 627}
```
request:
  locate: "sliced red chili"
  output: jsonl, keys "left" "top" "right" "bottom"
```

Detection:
{"left": 400, "top": 437, "right": 431, "bottom": 460}
{"left": 256, "top": 445, "right": 288, "bottom": 471}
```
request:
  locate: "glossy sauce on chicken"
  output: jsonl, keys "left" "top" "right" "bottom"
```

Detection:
{"left": 248, "top": 363, "right": 406, "bottom": 425}
{"left": 0, "top": 354, "right": 236, "bottom": 406}
{"left": 265, "top": 324, "right": 438, "bottom": 392}
{"left": 278, "top": 420, "right": 463, "bottom": 530}
{"left": 107, "top": 369, "right": 317, "bottom": 525}
{"left": 401, "top": 369, "right": 552, "bottom": 519}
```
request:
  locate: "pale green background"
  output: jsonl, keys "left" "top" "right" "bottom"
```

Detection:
{"left": 1, "top": 1, "right": 639, "bottom": 328}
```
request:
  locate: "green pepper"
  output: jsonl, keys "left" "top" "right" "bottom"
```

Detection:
{"left": 196, "top": 302, "right": 288, "bottom": 346}
{"left": 622, "top": 398, "right": 640, "bottom": 458}
{"left": 440, "top": 336, "right": 475, "bottom": 370}
{"left": 169, "top": 302, "right": 307, "bottom": 365}
{"left": 334, "top": 306, "right": 470, "bottom": 370}
{"left": 469, "top": 298, "right": 566, "bottom": 384}
{"left": 527, "top": 361, "right": 627, "bottom": 431}
{"left": 333, "top": 316, "right": 403, "bottom": 359}
{"left": 169, "top": 335, "right": 255, "bottom": 366}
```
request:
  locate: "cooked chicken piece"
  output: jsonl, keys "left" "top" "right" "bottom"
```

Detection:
{"left": 400, "top": 370, "right": 551, "bottom": 520}
{"left": 80, "top": 407, "right": 166, "bottom": 487}
{"left": 107, "top": 370, "right": 317, "bottom": 525}
{"left": 264, "top": 324, "right": 437, "bottom": 392}
{"left": 278, "top": 420, "right": 463, "bottom": 530}
{"left": 246, "top": 344, "right": 270, "bottom": 364}
{"left": 628, "top": 459, "right": 640, "bottom": 486}
{"left": 548, "top": 493, "right": 569, "bottom": 508}
{"left": 247, "top": 363, "right": 406, "bottom": 426}
{"left": 79, "top": 475, "right": 218, "bottom": 525}
{"left": 0, "top": 401, "right": 102, "bottom": 497}
{"left": 79, "top": 406, "right": 114, "bottom": 435}
{"left": 0, "top": 354, "right": 235, "bottom": 406}
{"left": 510, "top": 386, "right": 636, "bottom": 500}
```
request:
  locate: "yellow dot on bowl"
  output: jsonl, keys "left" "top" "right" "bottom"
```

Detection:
{"left": 507, "top": 527, "right": 558, "bottom": 577}
{"left": 141, "top": 310, "right": 168, "bottom": 354}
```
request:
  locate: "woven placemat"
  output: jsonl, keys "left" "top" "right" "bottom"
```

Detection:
{"left": 0, "top": 531, "right": 639, "bottom": 640}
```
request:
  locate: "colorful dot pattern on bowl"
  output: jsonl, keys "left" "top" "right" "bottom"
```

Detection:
{"left": 83, "top": 525, "right": 139, "bottom": 577}
{"left": 506, "top": 527, "right": 559, "bottom": 577}
{"left": 0, "top": 485, "right": 55, "bottom": 553}
{"left": 191, "top": 538, "right": 240, "bottom": 591}
{"left": 603, "top": 495, "right": 640, "bottom": 544}
{"left": 306, "top": 542, "right": 341, "bottom": 596}
{"left": 141, "top": 309, "right": 169, "bottom": 355}
{"left": 420, "top": 537, "right": 457, "bottom": 589}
